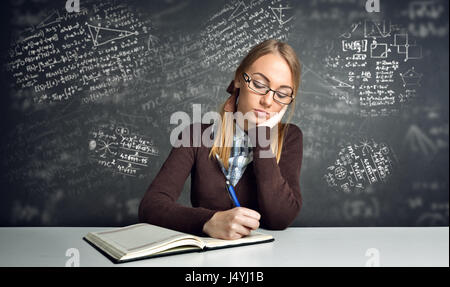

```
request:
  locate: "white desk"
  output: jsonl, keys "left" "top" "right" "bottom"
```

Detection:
{"left": 0, "top": 227, "right": 448, "bottom": 267}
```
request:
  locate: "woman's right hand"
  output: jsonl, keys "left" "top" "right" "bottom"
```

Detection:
{"left": 202, "top": 207, "right": 261, "bottom": 240}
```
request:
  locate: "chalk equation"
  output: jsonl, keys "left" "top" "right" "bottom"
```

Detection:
{"left": 5, "top": 1, "right": 154, "bottom": 105}
{"left": 400, "top": 0, "right": 449, "bottom": 38}
{"left": 200, "top": 0, "right": 293, "bottom": 72}
{"left": 88, "top": 124, "right": 159, "bottom": 177}
{"left": 325, "top": 20, "right": 424, "bottom": 117}
{"left": 407, "top": 192, "right": 449, "bottom": 226}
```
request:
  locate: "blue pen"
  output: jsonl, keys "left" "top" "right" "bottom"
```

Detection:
{"left": 226, "top": 180, "right": 241, "bottom": 207}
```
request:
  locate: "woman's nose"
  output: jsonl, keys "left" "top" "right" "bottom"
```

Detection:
{"left": 260, "top": 90, "right": 275, "bottom": 106}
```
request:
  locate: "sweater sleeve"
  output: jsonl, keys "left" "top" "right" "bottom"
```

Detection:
{"left": 138, "top": 123, "right": 217, "bottom": 236}
{"left": 247, "top": 124, "right": 303, "bottom": 230}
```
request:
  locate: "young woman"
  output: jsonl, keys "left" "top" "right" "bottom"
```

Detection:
{"left": 139, "top": 39, "right": 303, "bottom": 240}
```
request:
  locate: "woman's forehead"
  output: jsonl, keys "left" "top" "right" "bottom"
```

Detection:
{"left": 248, "top": 54, "right": 293, "bottom": 86}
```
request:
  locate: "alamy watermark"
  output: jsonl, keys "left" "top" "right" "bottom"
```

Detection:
{"left": 365, "top": 248, "right": 381, "bottom": 267}
{"left": 170, "top": 104, "right": 279, "bottom": 159}
{"left": 65, "top": 0, "right": 80, "bottom": 13}
{"left": 65, "top": 248, "right": 80, "bottom": 267}
{"left": 365, "top": 0, "right": 380, "bottom": 13}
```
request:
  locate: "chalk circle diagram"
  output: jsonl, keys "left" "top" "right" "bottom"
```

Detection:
{"left": 334, "top": 166, "right": 348, "bottom": 180}
{"left": 94, "top": 139, "right": 118, "bottom": 158}
{"left": 115, "top": 126, "right": 129, "bottom": 136}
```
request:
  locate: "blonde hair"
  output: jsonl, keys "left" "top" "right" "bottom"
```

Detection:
{"left": 208, "top": 39, "right": 301, "bottom": 169}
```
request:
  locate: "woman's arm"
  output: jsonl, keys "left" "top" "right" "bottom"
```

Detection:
{"left": 138, "top": 123, "right": 217, "bottom": 236}
{"left": 247, "top": 124, "right": 303, "bottom": 230}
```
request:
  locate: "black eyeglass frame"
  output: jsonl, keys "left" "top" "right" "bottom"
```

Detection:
{"left": 242, "top": 72, "right": 294, "bottom": 105}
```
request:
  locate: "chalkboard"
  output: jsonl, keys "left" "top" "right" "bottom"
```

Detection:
{"left": 0, "top": 0, "right": 448, "bottom": 227}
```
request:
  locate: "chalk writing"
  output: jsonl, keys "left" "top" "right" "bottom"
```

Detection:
{"left": 6, "top": 1, "right": 154, "bottom": 104}
{"left": 200, "top": 0, "right": 292, "bottom": 72}
{"left": 324, "top": 139, "right": 397, "bottom": 193}
{"left": 88, "top": 124, "right": 158, "bottom": 177}
{"left": 325, "top": 20, "right": 424, "bottom": 117}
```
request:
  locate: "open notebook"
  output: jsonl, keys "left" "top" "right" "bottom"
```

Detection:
{"left": 84, "top": 223, "right": 274, "bottom": 263}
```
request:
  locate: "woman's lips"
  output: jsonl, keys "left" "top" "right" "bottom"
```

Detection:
{"left": 254, "top": 109, "right": 269, "bottom": 119}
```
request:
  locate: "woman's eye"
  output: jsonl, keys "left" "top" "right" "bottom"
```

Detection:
{"left": 277, "top": 89, "right": 293, "bottom": 97}
{"left": 253, "top": 81, "right": 266, "bottom": 89}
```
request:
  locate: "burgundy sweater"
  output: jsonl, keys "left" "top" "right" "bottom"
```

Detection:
{"left": 138, "top": 122, "right": 303, "bottom": 236}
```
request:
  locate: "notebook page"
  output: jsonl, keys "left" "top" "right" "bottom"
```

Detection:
{"left": 93, "top": 223, "right": 195, "bottom": 253}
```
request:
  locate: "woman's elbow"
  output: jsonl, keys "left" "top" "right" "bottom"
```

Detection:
{"left": 262, "top": 202, "right": 302, "bottom": 230}
{"left": 261, "top": 213, "right": 297, "bottom": 230}
{"left": 262, "top": 220, "right": 290, "bottom": 230}
{"left": 138, "top": 197, "right": 157, "bottom": 224}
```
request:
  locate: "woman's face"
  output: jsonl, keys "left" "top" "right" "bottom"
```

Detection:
{"left": 234, "top": 53, "right": 293, "bottom": 130}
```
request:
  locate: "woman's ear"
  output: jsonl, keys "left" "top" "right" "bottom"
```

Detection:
{"left": 234, "top": 77, "right": 241, "bottom": 89}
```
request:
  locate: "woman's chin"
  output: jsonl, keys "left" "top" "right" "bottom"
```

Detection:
{"left": 255, "top": 118, "right": 266, "bottom": 125}
{"left": 252, "top": 117, "right": 265, "bottom": 127}
{"left": 235, "top": 115, "right": 267, "bottom": 130}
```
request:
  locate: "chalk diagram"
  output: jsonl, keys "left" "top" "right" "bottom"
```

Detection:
{"left": 228, "top": 1, "right": 247, "bottom": 21}
{"left": 364, "top": 20, "right": 392, "bottom": 38}
{"left": 393, "top": 33, "right": 423, "bottom": 62}
{"left": 269, "top": 5, "right": 294, "bottom": 26}
{"left": 328, "top": 75, "right": 355, "bottom": 89}
{"left": 370, "top": 41, "right": 390, "bottom": 59}
{"left": 340, "top": 22, "right": 361, "bottom": 39}
{"left": 400, "top": 66, "right": 423, "bottom": 87}
{"left": 96, "top": 139, "right": 118, "bottom": 158}
{"left": 402, "top": 124, "right": 438, "bottom": 158}
{"left": 36, "top": 10, "right": 62, "bottom": 29}
{"left": 324, "top": 139, "right": 397, "bottom": 193}
{"left": 86, "top": 23, "right": 138, "bottom": 47}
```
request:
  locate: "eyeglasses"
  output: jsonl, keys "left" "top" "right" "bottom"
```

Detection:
{"left": 242, "top": 72, "right": 294, "bottom": 105}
